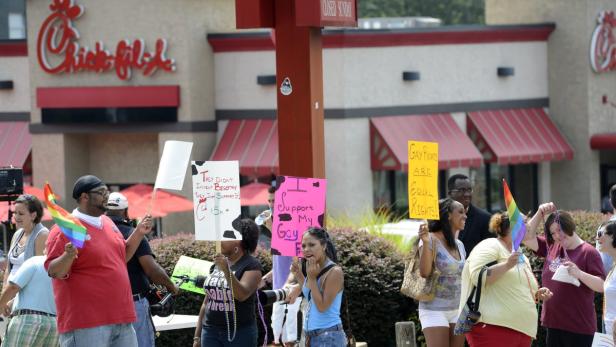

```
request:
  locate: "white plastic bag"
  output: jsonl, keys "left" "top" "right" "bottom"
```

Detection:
{"left": 552, "top": 264, "right": 580, "bottom": 287}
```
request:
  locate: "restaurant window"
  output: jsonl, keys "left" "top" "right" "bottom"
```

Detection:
{"left": 0, "top": 1, "right": 26, "bottom": 40}
{"left": 470, "top": 163, "right": 538, "bottom": 214}
{"left": 8, "top": 13, "right": 25, "bottom": 39}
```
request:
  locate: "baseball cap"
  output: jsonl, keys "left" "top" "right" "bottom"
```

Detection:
{"left": 107, "top": 192, "right": 128, "bottom": 210}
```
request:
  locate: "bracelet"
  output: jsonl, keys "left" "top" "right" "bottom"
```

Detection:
{"left": 193, "top": 336, "right": 201, "bottom": 341}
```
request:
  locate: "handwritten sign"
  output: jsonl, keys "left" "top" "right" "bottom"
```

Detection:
{"left": 408, "top": 141, "right": 439, "bottom": 220}
{"left": 191, "top": 161, "right": 242, "bottom": 241}
{"left": 271, "top": 176, "right": 327, "bottom": 257}
{"left": 171, "top": 256, "right": 214, "bottom": 295}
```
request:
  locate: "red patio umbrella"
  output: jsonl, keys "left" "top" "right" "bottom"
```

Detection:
{"left": 240, "top": 182, "right": 270, "bottom": 206}
{"left": 120, "top": 184, "right": 193, "bottom": 219}
{"left": 0, "top": 185, "right": 53, "bottom": 222}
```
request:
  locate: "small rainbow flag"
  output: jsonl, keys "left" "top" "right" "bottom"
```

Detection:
{"left": 503, "top": 179, "right": 526, "bottom": 251}
{"left": 44, "top": 183, "right": 88, "bottom": 248}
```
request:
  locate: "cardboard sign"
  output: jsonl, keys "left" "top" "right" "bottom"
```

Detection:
{"left": 191, "top": 161, "right": 242, "bottom": 241}
{"left": 170, "top": 256, "right": 214, "bottom": 295}
{"left": 154, "top": 141, "right": 193, "bottom": 191}
{"left": 271, "top": 176, "right": 327, "bottom": 257}
{"left": 408, "top": 141, "right": 439, "bottom": 220}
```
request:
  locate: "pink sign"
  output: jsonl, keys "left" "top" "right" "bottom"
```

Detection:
{"left": 271, "top": 176, "right": 327, "bottom": 257}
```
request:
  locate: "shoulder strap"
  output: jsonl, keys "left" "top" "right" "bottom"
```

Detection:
{"left": 472, "top": 260, "right": 497, "bottom": 311}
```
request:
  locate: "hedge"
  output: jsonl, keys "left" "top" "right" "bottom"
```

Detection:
{"left": 150, "top": 229, "right": 416, "bottom": 347}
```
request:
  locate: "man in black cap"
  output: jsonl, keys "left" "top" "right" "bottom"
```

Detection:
{"left": 448, "top": 174, "right": 492, "bottom": 255}
{"left": 45, "top": 174, "right": 153, "bottom": 347}
{"left": 106, "top": 192, "right": 178, "bottom": 347}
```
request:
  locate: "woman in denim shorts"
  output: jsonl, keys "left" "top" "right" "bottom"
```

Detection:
{"left": 291, "top": 228, "right": 346, "bottom": 347}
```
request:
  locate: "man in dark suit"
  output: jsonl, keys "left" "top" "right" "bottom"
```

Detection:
{"left": 447, "top": 174, "right": 493, "bottom": 255}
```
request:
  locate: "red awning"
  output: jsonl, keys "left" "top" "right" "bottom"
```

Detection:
{"left": 467, "top": 108, "right": 574, "bottom": 165}
{"left": 210, "top": 120, "right": 278, "bottom": 177}
{"left": 370, "top": 114, "right": 483, "bottom": 170}
{"left": 590, "top": 133, "right": 616, "bottom": 149}
{"left": 0, "top": 122, "right": 31, "bottom": 167}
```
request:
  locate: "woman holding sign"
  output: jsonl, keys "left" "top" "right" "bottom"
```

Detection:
{"left": 523, "top": 204, "right": 604, "bottom": 347}
{"left": 417, "top": 198, "right": 467, "bottom": 347}
{"left": 194, "top": 219, "right": 263, "bottom": 347}
{"left": 290, "top": 227, "right": 346, "bottom": 347}
{"left": 459, "top": 212, "right": 553, "bottom": 347}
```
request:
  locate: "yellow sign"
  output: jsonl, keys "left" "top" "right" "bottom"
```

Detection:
{"left": 408, "top": 141, "right": 439, "bottom": 220}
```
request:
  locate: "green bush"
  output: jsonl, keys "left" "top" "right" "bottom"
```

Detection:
{"left": 330, "top": 227, "right": 416, "bottom": 346}
{"left": 150, "top": 228, "right": 416, "bottom": 347}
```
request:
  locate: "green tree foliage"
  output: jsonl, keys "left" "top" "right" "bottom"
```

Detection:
{"left": 358, "top": 0, "right": 485, "bottom": 25}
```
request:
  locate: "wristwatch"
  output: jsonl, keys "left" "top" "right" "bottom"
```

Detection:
{"left": 193, "top": 336, "right": 201, "bottom": 341}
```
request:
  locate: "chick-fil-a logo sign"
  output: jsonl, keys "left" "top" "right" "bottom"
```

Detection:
{"left": 590, "top": 10, "right": 616, "bottom": 73}
{"left": 36, "top": 0, "right": 176, "bottom": 80}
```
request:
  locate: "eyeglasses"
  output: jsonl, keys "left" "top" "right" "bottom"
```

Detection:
{"left": 450, "top": 188, "right": 473, "bottom": 194}
{"left": 89, "top": 189, "right": 109, "bottom": 196}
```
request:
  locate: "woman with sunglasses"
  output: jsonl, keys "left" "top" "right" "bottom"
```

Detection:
{"left": 523, "top": 203, "right": 605, "bottom": 347}
{"left": 2, "top": 194, "right": 49, "bottom": 299}
{"left": 598, "top": 221, "right": 616, "bottom": 343}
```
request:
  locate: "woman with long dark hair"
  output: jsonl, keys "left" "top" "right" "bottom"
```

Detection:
{"left": 194, "top": 219, "right": 263, "bottom": 347}
{"left": 290, "top": 227, "right": 346, "bottom": 347}
{"left": 417, "top": 198, "right": 467, "bottom": 347}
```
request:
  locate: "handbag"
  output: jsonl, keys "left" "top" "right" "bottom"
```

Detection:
{"left": 453, "top": 261, "right": 496, "bottom": 335}
{"left": 400, "top": 236, "right": 441, "bottom": 301}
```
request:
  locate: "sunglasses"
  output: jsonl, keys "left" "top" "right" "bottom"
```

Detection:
{"left": 598, "top": 229, "right": 613, "bottom": 238}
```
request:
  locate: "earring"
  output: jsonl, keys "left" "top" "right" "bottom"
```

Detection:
{"left": 234, "top": 247, "right": 239, "bottom": 254}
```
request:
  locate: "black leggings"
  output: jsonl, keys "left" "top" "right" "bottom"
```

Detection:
{"left": 546, "top": 327, "right": 594, "bottom": 347}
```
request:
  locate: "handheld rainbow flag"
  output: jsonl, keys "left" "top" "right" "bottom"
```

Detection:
{"left": 503, "top": 179, "right": 526, "bottom": 251}
{"left": 44, "top": 183, "right": 88, "bottom": 248}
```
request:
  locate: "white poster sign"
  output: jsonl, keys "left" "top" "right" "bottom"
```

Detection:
{"left": 191, "top": 161, "right": 242, "bottom": 241}
{"left": 154, "top": 141, "right": 193, "bottom": 191}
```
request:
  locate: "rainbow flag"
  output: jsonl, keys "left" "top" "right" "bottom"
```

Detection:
{"left": 503, "top": 179, "right": 526, "bottom": 251}
{"left": 44, "top": 183, "right": 88, "bottom": 248}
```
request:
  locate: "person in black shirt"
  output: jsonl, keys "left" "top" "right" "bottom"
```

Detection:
{"left": 194, "top": 218, "right": 263, "bottom": 347}
{"left": 447, "top": 174, "right": 493, "bottom": 255}
{"left": 106, "top": 192, "right": 178, "bottom": 347}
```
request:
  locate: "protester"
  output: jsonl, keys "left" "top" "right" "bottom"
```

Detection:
{"left": 3, "top": 194, "right": 48, "bottom": 290}
{"left": 194, "top": 218, "right": 263, "bottom": 347}
{"left": 447, "top": 174, "right": 492, "bottom": 255}
{"left": 523, "top": 203, "right": 605, "bottom": 347}
{"left": 0, "top": 254, "right": 58, "bottom": 347}
{"left": 597, "top": 221, "right": 616, "bottom": 343}
{"left": 106, "top": 192, "right": 179, "bottom": 347}
{"left": 45, "top": 175, "right": 153, "bottom": 347}
{"left": 460, "top": 212, "right": 553, "bottom": 347}
{"left": 598, "top": 184, "right": 616, "bottom": 275}
{"left": 288, "top": 227, "right": 345, "bottom": 347}
{"left": 416, "top": 198, "right": 467, "bottom": 347}
{"left": 257, "top": 185, "right": 301, "bottom": 347}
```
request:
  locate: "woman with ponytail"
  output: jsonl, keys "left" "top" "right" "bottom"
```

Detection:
{"left": 290, "top": 227, "right": 346, "bottom": 347}
{"left": 416, "top": 198, "right": 467, "bottom": 347}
